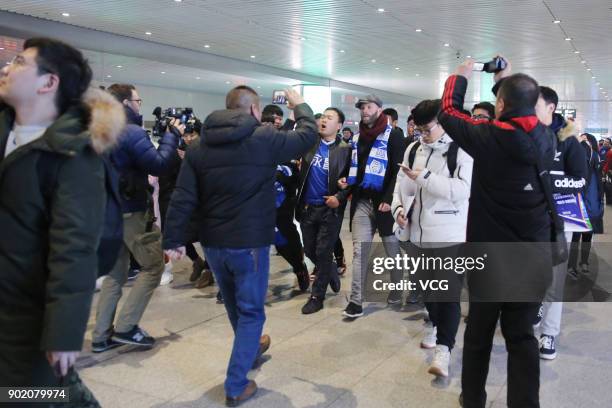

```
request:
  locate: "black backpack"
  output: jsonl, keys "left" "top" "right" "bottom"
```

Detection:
{"left": 407, "top": 141, "right": 459, "bottom": 176}
{"left": 38, "top": 152, "right": 123, "bottom": 277}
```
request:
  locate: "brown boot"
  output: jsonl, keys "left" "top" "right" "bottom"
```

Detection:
{"left": 225, "top": 380, "right": 257, "bottom": 407}
{"left": 195, "top": 269, "right": 214, "bottom": 289}
{"left": 252, "top": 334, "right": 271, "bottom": 369}
{"left": 257, "top": 334, "right": 271, "bottom": 358}
{"left": 189, "top": 258, "right": 206, "bottom": 282}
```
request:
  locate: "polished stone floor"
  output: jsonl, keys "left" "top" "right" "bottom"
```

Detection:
{"left": 77, "top": 211, "right": 612, "bottom": 407}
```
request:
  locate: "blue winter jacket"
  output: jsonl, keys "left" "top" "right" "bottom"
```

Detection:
{"left": 110, "top": 107, "right": 179, "bottom": 213}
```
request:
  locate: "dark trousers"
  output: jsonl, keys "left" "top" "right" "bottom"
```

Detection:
{"left": 425, "top": 301, "right": 461, "bottom": 350}
{"left": 568, "top": 231, "right": 593, "bottom": 269}
{"left": 334, "top": 238, "right": 344, "bottom": 262}
{"left": 203, "top": 247, "right": 269, "bottom": 397}
{"left": 276, "top": 199, "right": 304, "bottom": 272}
{"left": 301, "top": 205, "right": 342, "bottom": 300}
{"left": 185, "top": 242, "right": 200, "bottom": 262}
{"left": 462, "top": 302, "right": 540, "bottom": 408}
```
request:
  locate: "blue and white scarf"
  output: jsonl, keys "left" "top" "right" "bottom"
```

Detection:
{"left": 347, "top": 124, "right": 392, "bottom": 192}
{"left": 274, "top": 164, "right": 293, "bottom": 208}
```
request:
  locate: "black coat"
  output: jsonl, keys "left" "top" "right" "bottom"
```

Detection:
{"left": 0, "top": 89, "right": 123, "bottom": 385}
{"left": 162, "top": 103, "right": 317, "bottom": 249}
{"left": 549, "top": 114, "right": 589, "bottom": 196}
{"left": 438, "top": 75, "right": 554, "bottom": 242}
{"left": 158, "top": 150, "right": 182, "bottom": 225}
{"left": 296, "top": 136, "right": 351, "bottom": 221}
{"left": 346, "top": 126, "right": 406, "bottom": 236}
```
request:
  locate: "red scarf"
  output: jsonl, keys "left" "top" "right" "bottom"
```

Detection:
{"left": 359, "top": 113, "right": 389, "bottom": 142}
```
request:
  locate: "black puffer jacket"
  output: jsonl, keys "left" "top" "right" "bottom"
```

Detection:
{"left": 549, "top": 114, "right": 588, "bottom": 195}
{"left": 0, "top": 89, "right": 124, "bottom": 385}
{"left": 163, "top": 103, "right": 317, "bottom": 249}
{"left": 438, "top": 75, "right": 555, "bottom": 242}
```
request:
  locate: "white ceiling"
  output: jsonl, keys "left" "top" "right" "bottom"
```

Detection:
{"left": 0, "top": 0, "right": 611, "bottom": 133}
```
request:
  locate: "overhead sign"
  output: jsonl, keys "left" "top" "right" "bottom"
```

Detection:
{"left": 555, "top": 108, "right": 576, "bottom": 119}
{"left": 584, "top": 128, "right": 609, "bottom": 134}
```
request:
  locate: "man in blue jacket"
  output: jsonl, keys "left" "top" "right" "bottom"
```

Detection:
{"left": 92, "top": 83, "right": 181, "bottom": 353}
{"left": 163, "top": 86, "right": 317, "bottom": 406}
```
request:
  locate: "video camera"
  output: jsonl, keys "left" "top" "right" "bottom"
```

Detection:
{"left": 151, "top": 106, "right": 195, "bottom": 138}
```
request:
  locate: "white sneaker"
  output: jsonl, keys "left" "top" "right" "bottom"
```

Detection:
{"left": 420, "top": 325, "right": 437, "bottom": 349}
{"left": 95, "top": 275, "right": 106, "bottom": 292}
{"left": 159, "top": 263, "right": 174, "bottom": 286}
{"left": 428, "top": 345, "right": 450, "bottom": 377}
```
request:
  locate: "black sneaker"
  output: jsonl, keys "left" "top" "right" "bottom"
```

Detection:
{"left": 533, "top": 303, "right": 544, "bottom": 327}
{"left": 342, "top": 302, "right": 363, "bottom": 318}
{"left": 112, "top": 326, "right": 155, "bottom": 348}
{"left": 387, "top": 291, "right": 402, "bottom": 305}
{"left": 302, "top": 296, "right": 324, "bottom": 314}
{"left": 405, "top": 291, "right": 424, "bottom": 309}
{"left": 539, "top": 334, "right": 557, "bottom": 360}
{"left": 330, "top": 273, "right": 341, "bottom": 293}
{"left": 91, "top": 338, "right": 123, "bottom": 353}
{"left": 127, "top": 268, "right": 140, "bottom": 280}
{"left": 216, "top": 291, "right": 224, "bottom": 304}
{"left": 567, "top": 267, "right": 580, "bottom": 281}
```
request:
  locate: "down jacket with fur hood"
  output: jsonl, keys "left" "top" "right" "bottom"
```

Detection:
{"left": 549, "top": 114, "right": 589, "bottom": 232}
{"left": 0, "top": 88, "right": 124, "bottom": 386}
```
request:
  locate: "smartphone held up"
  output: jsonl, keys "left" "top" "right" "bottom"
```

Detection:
{"left": 472, "top": 56, "right": 507, "bottom": 73}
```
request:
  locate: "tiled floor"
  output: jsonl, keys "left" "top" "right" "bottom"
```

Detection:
{"left": 77, "top": 212, "right": 612, "bottom": 407}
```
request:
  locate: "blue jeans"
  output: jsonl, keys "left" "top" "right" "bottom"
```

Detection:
{"left": 203, "top": 246, "right": 269, "bottom": 397}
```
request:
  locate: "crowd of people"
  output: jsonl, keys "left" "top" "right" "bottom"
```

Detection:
{"left": 0, "top": 37, "right": 608, "bottom": 408}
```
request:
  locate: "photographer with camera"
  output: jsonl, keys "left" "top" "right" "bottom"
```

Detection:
{"left": 439, "top": 57, "right": 555, "bottom": 408}
{"left": 92, "top": 83, "right": 182, "bottom": 353}
{"left": 158, "top": 118, "right": 214, "bottom": 288}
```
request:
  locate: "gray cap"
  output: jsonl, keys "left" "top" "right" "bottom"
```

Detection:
{"left": 355, "top": 94, "right": 383, "bottom": 109}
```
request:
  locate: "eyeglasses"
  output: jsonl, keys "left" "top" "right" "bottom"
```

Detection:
{"left": 128, "top": 99, "right": 143, "bottom": 105}
{"left": 415, "top": 122, "right": 439, "bottom": 135}
{"left": 472, "top": 114, "right": 491, "bottom": 120}
{"left": 6, "top": 55, "right": 54, "bottom": 74}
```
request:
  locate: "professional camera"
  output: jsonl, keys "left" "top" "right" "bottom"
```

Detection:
{"left": 473, "top": 57, "right": 507, "bottom": 73}
{"left": 151, "top": 106, "right": 195, "bottom": 138}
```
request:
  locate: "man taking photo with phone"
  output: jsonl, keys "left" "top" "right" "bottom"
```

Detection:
{"left": 438, "top": 57, "right": 555, "bottom": 408}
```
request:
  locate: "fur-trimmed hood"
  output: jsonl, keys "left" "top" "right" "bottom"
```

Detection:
{"left": 552, "top": 112, "right": 577, "bottom": 142}
{"left": 0, "top": 87, "right": 125, "bottom": 157}
{"left": 82, "top": 88, "right": 125, "bottom": 154}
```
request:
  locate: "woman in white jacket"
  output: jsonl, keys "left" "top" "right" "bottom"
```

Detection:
{"left": 391, "top": 99, "right": 473, "bottom": 378}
